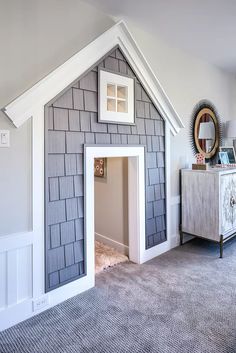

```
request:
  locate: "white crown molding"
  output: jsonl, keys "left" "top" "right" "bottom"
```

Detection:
{"left": 3, "top": 20, "right": 184, "bottom": 135}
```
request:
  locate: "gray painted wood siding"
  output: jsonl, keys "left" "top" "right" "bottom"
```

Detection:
{"left": 45, "top": 47, "right": 166, "bottom": 292}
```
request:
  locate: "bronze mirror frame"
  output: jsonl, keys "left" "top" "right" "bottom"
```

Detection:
{"left": 191, "top": 101, "right": 222, "bottom": 161}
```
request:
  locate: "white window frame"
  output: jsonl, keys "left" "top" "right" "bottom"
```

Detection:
{"left": 98, "top": 69, "right": 135, "bottom": 125}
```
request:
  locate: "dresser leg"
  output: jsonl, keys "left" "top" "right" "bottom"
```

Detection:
{"left": 180, "top": 229, "right": 183, "bottom": 246}
{"left": 220, "top": 235, "right": 223, "bottom": 258}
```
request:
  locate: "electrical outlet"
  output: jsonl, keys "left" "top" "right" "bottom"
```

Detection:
{"left": 33, "top": 295, "right": 49, "bottom": 312}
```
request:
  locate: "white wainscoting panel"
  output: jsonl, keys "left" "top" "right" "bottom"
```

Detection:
{"left": 0, "top": 251, "right": 7, "bottom": 310}
{"left": 16, "top": 246, "right": 33, "bottom": 303}
{"left": 0, "top": 234, "right": 33, "bottom": 313}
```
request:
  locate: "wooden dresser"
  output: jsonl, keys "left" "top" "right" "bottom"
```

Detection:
{"left": 181, "top": 167, "right": 236, "bottom": 257}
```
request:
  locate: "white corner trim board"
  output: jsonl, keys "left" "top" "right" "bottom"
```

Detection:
{"left": 3, "top": 21, "right": 184, "bottom": 135}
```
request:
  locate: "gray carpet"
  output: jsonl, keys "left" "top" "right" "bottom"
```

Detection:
{"left": 1, "top": 238, "right": 236, "bottom": 353}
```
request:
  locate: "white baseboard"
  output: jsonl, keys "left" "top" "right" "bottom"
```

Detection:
{"left": 0, "top": 275, "right": 94, "bottom": 332}
{"left": 0, "top": 300, "right": 33, "bottom": 332}
{"left": 95, "top": 231, "right": 180, "bottom": 264}
{"left": 0, "top": 232, "right": 180, "bottom": 332}
{"left": 170, "top": 233, "right": 180, "bottom": 248}
{"left": 140, "top": 233, "right": 180, "bottom": 263}
{"left": 95, "top": 232, "right": 129, "bottom": 256}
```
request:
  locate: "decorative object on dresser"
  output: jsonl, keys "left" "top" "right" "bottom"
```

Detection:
{"left": 219, "top": 151, "right": 230, "bottom": 165}
{"left": 224, "top": 120, "right": 236, "bottom": 154}
{"left": 196, "top": 153, "right": 205, "bottom": 164}
{"left": 181, "top": 168, "right": 236, "bottom": 258}
{"left": 190, "top": 100, "right": 222, "bottom": 161}
{"left": 192, "top": 152, "right": 208, "bottom": 170}
{"left": 192, "top": 163, "right": 208, "bottom": 170}
{"left": 219, "top": 146, "right": 236, "bottom": 164}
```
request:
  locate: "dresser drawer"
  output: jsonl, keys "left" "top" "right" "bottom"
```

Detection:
{"left": 220, "top": 173, "right": 236, "bottom": 235}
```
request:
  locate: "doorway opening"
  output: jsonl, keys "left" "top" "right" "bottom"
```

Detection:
{"left": 84, "top": 145, "right": 145, "bottom": 286}
{"left": 94, "top": 157, "right": 129, "bottom": 273}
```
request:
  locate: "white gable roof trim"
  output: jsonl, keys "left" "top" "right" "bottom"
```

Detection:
{"left": 3, "top": 21, "right": 184, "bottom": 135}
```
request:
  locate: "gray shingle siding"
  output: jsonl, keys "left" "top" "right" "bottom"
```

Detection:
{"left": 45, "top": 46, "right": 166, "bottom": 291}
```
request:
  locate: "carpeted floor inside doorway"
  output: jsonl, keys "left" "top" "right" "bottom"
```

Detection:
{"left": 95, "top": 240, "right": 128, "bottom": 274}
{"left": 1, "top": 238, "right": 236, "bottom": 353}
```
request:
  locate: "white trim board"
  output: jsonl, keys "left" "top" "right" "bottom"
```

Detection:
{"left": 3, "top": 21, "right": 184, "bottom": 135}
{"left": 95, "top": 232, "right": 129, "bottom": 256}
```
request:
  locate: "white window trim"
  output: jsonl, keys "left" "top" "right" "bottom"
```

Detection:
{"left": 99, "top": 69, "right": 135, "bottom": 124}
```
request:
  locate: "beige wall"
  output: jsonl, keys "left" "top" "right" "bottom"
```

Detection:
{"left": 0, "top": 117, "right": 32, "bottom": 235}
{"left": 1, "top": 0, "right": 236, "bottom": 238}
{"left": 95, "top": 157, "right": 128, "bottom": 246}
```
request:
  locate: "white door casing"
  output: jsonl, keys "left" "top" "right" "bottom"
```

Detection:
{"left": 85, "top": 145, "right": 145, "bottom": 282}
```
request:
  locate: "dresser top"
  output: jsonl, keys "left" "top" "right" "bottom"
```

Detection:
{"left": 182, "top": 167, "right": 236, "bottom": 175}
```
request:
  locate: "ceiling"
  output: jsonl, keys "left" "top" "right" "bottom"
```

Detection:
{"left": 85, "top": 0, "right": 236, "bottom": 73}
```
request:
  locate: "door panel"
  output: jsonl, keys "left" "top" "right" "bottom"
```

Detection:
{"left": 221, "top": 173, "right": 236, "bottom": 235}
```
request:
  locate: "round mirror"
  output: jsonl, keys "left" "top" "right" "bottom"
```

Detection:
{"left": 192, "top": 104, "right": 220, "bottom": 160}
